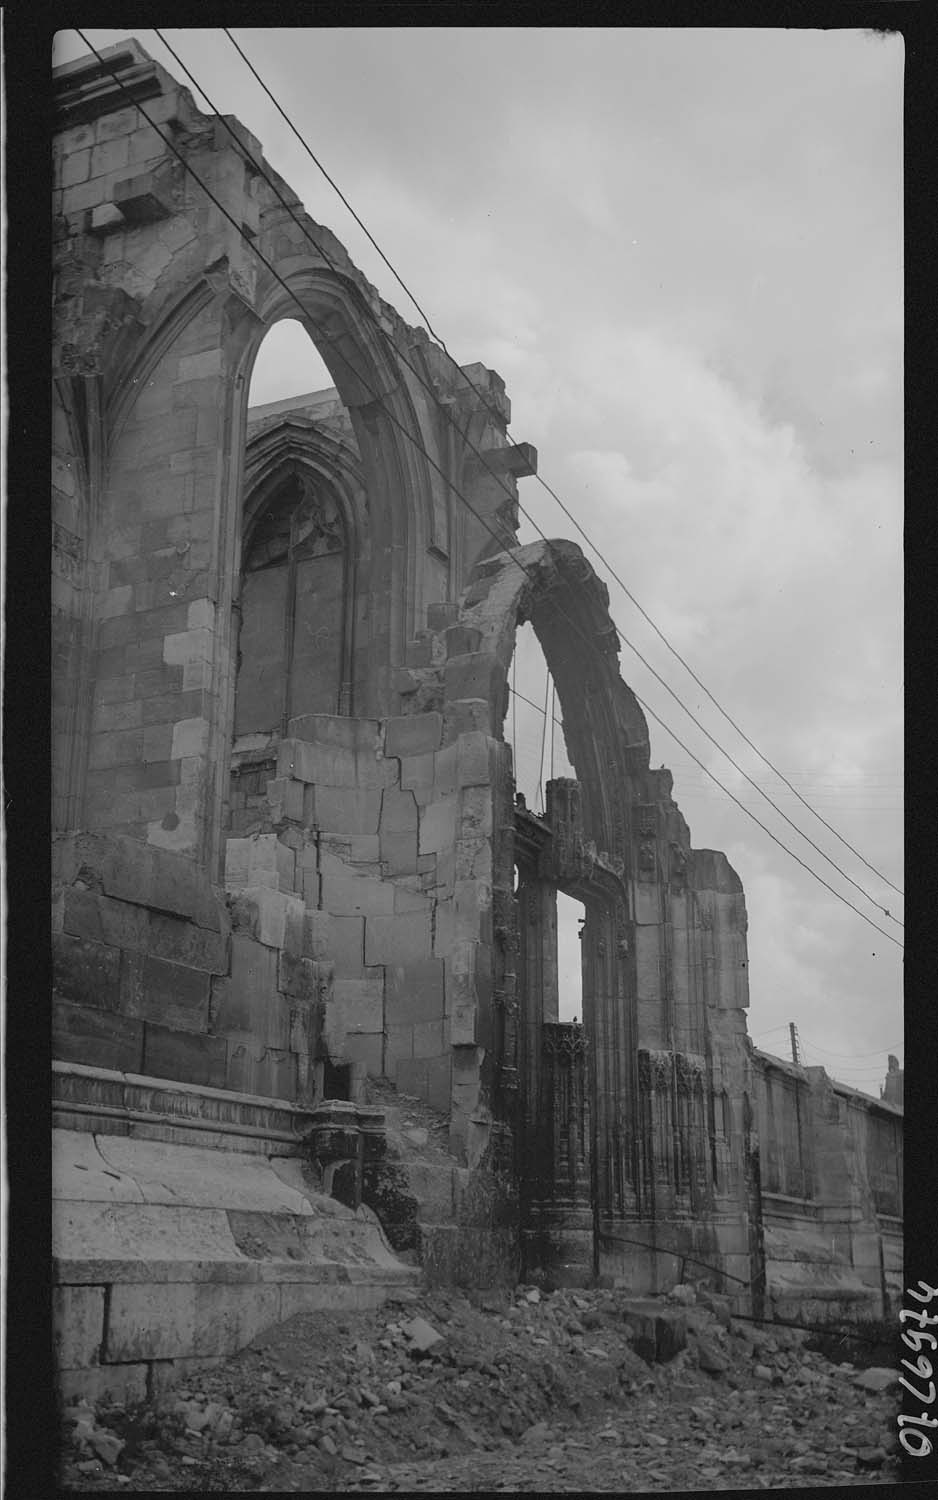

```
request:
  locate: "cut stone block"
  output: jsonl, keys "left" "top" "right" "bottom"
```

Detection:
{"left": 62, "top": 888, "right": 229, "bottom": 973}
{"left": 450, "top": 1003, "right": 478, "bottom": 1046}
{"left": 342, "top": 1032, "right": 383, "bottom": 1075}
{"left": 222, "top": 935, "right": 289, "bottom": 1048}
{"left": 57, "top": 831, "right": 224, "bottom": 929}
{"left": 320, "top": 853, "right": 395, "bottom": 918}
{"left": 224, "top": 833, "right": 295, "bottom": 894}
{"left": 53, "top": 1286, "right": 106, "bottom": 1369}
{"left": 385, "top": 959, "right": 445, "bottom": 1027}
{"left": 456, "top": 731, "right": 493, "bottom": 788}
{"left": 334, "top": 971, "right": 384, "bottom": 1035}
{"left": 620, "top": 1301, "right": 687, "bottom": 1364}
{"left": 105, "top": 1281, "right": 281, "bottom": 1361}
{"left": 287, "top": 714, "right": 382, "bottom": 752}
{"left": 277, "top": 950, "right": 317, "bottom": 1001}
{"left": 280, "top": 724, "right": 397, "bottom": 789}
{"left": 385, "top": 712, "right": 443, "bottom": 759}
{"left": 394, "top": 1058, "right": 428, "bottom": 1098}
{"left": 266, "top": 776, "right": 305, "bottom": 823}
{"left": 432, "top": 743, "right": 459, "bottom": 797}
{"left": 53, "top": 933, "right": 122, "bottom": 1012}
{"left": 142, "top": 1023, "right": 228, "bottom": 1089}
{"left": 444, "top": 653, "right": 503, "bottom": 709}
{"left": 170, "top": 716, "right": 209, "bottom": 759}
{"left": 120, "top": 950, "right": 210, "bottom": 1031}
{"left": 250, "top": 1048, "right": 298, "bottom": 1102}
{"left": 419, "top": 796, "right": 458, "bottom": 855}
{"left": 444, "top": 625, "right": 482, "bottom": 658}
{"left": 386, "top": 1023, "right": 413, "bottom": 1068}
{"left": 459, "top": 784, "right": 493, "bottom": 839}
{"left": 393, "top": 884, "right": 432, "bottom": 914}
{"left": 380, "top": 830, "right": 418, "bottom": 876}
{"left": 380, "top": 785, "right": 418, "bottom": 835}
{"left": 53, "top": 999, "right": 144, "bottom": 1074}
{"left": 442, "top": 699, "right": 495, "bottom": 740}
{"left": 365, "top": 911, "right": 432, "bottom": 967}
{"left": 402, "top": 1315, "right": 443, "bottom": 1352}
{"left": 229, "top": 886, "right": 305, "bottom": 950}
{"left": 53, "top": 1130, "right": 146, "bottom": 1206}
{"left": 303, "top": 910, "right": 334, "bottom": 961}
{"left": 426, "top": 1055, "right": 452, "bottom": 1113}
{"left": 313, "top": 785, "right": 382, "bottom": 835}
{"left": 400, "top": 753, "right": 435, "bottom": 794}
{"left": 412, "top": 1020, "right": 445, "bottom": 1059}
{"left": 330, "top": 915, "right": 365, "bottom": 975}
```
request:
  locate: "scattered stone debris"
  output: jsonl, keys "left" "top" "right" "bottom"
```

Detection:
{"left": 57, "top": 1285, "right": 901, "bottom": 1492}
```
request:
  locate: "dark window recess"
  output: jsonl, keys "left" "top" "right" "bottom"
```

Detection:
{"left": 234, "top": 474, "right": 347, "bottom": 738}
{"left": 323, "top": 1059, "right": 352, "bottom": 1101}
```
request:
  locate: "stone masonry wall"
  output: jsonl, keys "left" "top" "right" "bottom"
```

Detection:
{"left": 752, "top": 1051, "right": 903, "bottom": 1319}
{"left": 222, "top": 711, "right": 503, "bottom": 1161}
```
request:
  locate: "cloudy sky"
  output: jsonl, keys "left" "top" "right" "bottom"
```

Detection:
{"left": 55, "top": 27, "right": 903, "bottom": 1091}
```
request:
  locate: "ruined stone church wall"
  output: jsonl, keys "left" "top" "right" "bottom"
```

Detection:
{"left": 52, "top": 42, "right": 527, "bottom": 1158}
{"left": 53, "top": 41, "right": 899, "bottom": 1321}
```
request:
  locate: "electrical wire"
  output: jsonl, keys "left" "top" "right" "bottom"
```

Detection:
{"left": 219, "top": 25, "right": 904, "bottom": 906}
{"left": 537, "top": 669, "right": 551, "bottom": 816}
{"left": 154, "top": 27, "right": 903, "bottom": 933}
{"left": 509, "top": 683, "right": 564, "bottom": 728}
{"left": 69, "top": 30, "right": 903, "bottom": 954}
{"left": 625, "top": 691, "right": 901, "bottom": 948}
{"left": 797, "top": 1037, "right": 902, "bottom": 1061}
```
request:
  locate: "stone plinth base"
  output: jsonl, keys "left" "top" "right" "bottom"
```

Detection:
{"left": 53, "top": 1106, "right": 419, "bottom": 1406}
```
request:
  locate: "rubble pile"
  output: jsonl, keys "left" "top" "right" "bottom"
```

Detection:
{"left": 59, "top": 1283, "right": 901, "bottom": 1492}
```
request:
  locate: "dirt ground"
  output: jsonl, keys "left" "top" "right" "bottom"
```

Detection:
{"left": 58, "top": 1280, "right": 901, "bottom": 1492}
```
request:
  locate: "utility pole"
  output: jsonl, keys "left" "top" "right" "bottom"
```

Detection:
{"left": 789, "top": 1021, "right": 801, "bottom": 1066}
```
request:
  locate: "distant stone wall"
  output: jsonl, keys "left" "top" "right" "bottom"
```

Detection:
{"left": 752, "top": 1050, "right": 903, "bottom": 1320}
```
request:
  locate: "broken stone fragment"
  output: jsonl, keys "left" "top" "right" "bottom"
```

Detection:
{"left": 695, "top": 1337, "right": 727, "bottom": 1375}
{"left": 853, "top": 1367, "right": 898, "bottom": 1392}
{"left": 88, "top": 1429, "right": 124, "bottom": 1466}
{"left": 667, "top": 1283, "right": 697, "bottom": 1306}
{"left": 402, "top": 1315, "right": 444, "bottom": 1352}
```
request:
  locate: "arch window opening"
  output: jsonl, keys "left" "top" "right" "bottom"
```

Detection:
{"left": 505, "top": 621, "right": 575, "bottom": 814}
{"left": 508, "top": 622, "right": 584, "bottom": 1027}
{"left": 228, "top": 319, "right": 360, "bottom": 836}
{"left": 249, "top": 317, "right": 335, "bottom": 408}
{"left": 557, "top": 891, "right": 585, "bottom": 1024}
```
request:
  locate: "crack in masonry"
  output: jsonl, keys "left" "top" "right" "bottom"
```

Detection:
{"left": 98, "top": 1282, "right": 112, "bottom": 1370}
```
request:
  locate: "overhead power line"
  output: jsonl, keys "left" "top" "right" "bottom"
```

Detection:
{"left": 626, "top": 691, "right": 901, "bottom": 948}
{"left": 156, "top": 28, "right": 903, "bottom": 933}
{"left": 71, "top": 30, "right": 903, "bottom": 955}
{"left": 509, "top": 683, "right": 563, "bottom": 730}
{"left": 798, "top": 1036, "right": 902, "bottom": 1061}
{"left": 219, "top": 26, "right": 904, "bottom": 907}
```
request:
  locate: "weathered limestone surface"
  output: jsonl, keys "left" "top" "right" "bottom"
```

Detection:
{"left": 53, "top": 1125, "right": 419, "bottom": 1402}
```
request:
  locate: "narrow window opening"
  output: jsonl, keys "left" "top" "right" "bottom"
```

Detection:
{"left": 557, "top": 891, "right": 585, "bottom": 1024}
{"left": 228, "top": 319, "right": 355, "bottom": 837}
{"left": 506, "top": 621, "right": 574, "bottom": 814}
